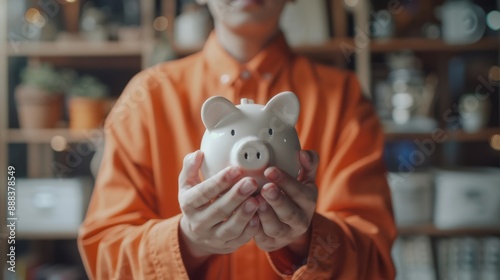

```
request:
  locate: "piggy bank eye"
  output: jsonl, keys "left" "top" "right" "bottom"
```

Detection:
{"left": 231, "top": 129, "right": 235, "bottom": 136}
{"left": 268, "top": 128, "right": 273, "bottom": 135}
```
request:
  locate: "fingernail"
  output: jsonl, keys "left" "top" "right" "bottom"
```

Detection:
{"left": 266, "top": 168, "right": 282, "bottom": 181}
{"left": 227, "top": 167, "right": 241, "bottom": 181}
{"left": 245, "top": 201, "right": 257, "bottom": 213}
{"left": 259, "top": 201, "right": 268, "bottom": 212}
{"left": 302, "top": 151, "right": 311, "bottom": 162}
{"left": 265, "top": 187, "right": 280, "bottom": 201}
{"left": 249, "top": 217, "right": 259, "bottom": 227}
{"left": 240, "top": 180, "right": 256, "bottom": 195}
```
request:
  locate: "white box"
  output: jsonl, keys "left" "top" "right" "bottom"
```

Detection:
{"left": 388, "top": 172, "right": 434, "bottom": 226}
{"left": 15, "top": 178, "right": 93, "bottom": 236}
{"left": 434, "top": 169, "right": 500, "bottom": 229}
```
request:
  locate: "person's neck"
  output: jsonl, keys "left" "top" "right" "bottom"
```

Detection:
{"left": 215, "top": 24, "right": 279, "bottom": 63}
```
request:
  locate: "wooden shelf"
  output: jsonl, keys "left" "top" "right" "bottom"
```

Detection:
{"left": 10, "top": 37, "right": 496, "bottom": 58}
{"left": 5, "top": 129, "right": 102, "bottom": 144}
{"left": 7, "top": 41, "right": 145, "bottom": 57}
{"left": 293, "top": 38, "right": 355, "bottom": 55}
{"left": 17, "top": 232, "right": 78, "bottom": 240}
{"left": 174, "top": 38, "right": 356, "bottom": 57}
{"left": 385, "top": 128, "right": 500, "bottom": 142}
{"left": 398, "top": 224, "right": 500, "bottom": 236}
{"left": 371, "top": 37, "right": 500, "bottom": 52}
{"left": 174, "top": 37, "right": 499, "bottom": 57}
{"left": 447, "top": 128, "right": 500, "bottom": 142}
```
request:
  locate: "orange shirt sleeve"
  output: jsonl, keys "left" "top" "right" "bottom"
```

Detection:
{"left": 77, "top": 74, "right": 191, "bottom": 280}
{"left": 266, "top": 72, "right": 396, "bottom": 279}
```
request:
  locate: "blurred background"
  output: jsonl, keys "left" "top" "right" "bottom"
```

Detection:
{"left": 1, "top": 0, "right": 499, "bottom": 279}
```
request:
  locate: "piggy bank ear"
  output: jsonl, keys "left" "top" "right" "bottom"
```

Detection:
{"left": 264, "top": 91, "right": 300, "bottom": 126}
{"left": 202, "top": 96, "right": 239, "bottom": 130}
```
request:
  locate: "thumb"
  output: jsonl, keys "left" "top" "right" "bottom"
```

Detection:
{"left": 298, "top": 150, "right": 319, "bottom": 184}
{"left": 178, "top": 150, "right": 204, "bottom": 190}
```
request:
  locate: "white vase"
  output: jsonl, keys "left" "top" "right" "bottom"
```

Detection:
{"left": 459, "top": 94, "right": 491, "bottom": 133}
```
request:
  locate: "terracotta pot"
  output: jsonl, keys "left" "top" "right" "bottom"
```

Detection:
{"left": 15, "top": 85, "right": 63, "bottom": 129}
{"left": 62, "top": 1, "right": 81, "bottom": 33}
{"left": 69, "top": 97, "right": 112, "bottom": 130}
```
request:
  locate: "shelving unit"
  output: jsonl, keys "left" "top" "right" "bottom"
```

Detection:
{"left": 0, "top": 1, "right": 157, "bottom": 278}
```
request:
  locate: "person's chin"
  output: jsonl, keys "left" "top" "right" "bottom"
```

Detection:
{"left": 229, "top": 0, "right": 264, "bottom": 11}
{"left": 223, "top": 15, "right": 269, "bottom": 32}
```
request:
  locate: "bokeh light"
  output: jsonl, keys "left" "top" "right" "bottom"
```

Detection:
{"left": 25, "top": 8, "right": 46, "bottom": 28}
{"left": 489, "top": 66, "right": 500, "bottom": 82}
{"left": 153, "top": 16, "right": 169, "bottom": 32}
{"left": 490, "top": 135, "right": 500, "bottom": 151}
{"left": 486, "top": 10, "right": 500, "bottom": 31}
{"left": 51, "top": 135, "right": 68, "bottom": 152}
{"left": 345, "top": 0, "right": 359, "bottom": 8}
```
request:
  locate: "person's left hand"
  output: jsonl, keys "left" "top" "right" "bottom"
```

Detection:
{"left": 253, "top": 150, "right": 319, "bottom": 258}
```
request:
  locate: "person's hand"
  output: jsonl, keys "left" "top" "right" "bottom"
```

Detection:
{"left": 253, "top": 150, "right": 319, "bottom": 258}
{"left": 178, "top": 151, "right": 261, "bottom": 260}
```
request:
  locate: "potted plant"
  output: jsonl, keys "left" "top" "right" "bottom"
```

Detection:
{"left": 68, "top": 75, "right": 112, "bottom": 130}
{"left": 15, "top": 63, "right": 68, "bottom": 129}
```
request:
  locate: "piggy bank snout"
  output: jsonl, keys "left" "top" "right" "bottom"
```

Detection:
{"left": 231, "top": 138, "right": 271, "bottom": 171}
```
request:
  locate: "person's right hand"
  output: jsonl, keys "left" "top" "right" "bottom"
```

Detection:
{"left": 178, "top": 150, "right": 261, "bottom": 259}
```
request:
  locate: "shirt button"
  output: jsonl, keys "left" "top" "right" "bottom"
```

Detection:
{"left": 263, "top": 73, "right": 273, "bottom": 80}
{"left": 220, "top": 74, "right": 231, "bottom": 84}
{"left": 240, "top": 70, "right": 251, "bottom": 80}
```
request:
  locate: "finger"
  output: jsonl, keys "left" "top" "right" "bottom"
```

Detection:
{"left": 178, "top": 151, "right": 204, "bottom": 190}
{"left": 256, "top": 194, "right": 289, "bottom": 238}
{"left": 198, "top": 177, "right": 259, "bottom": 227}
{"left": 183, "top": 166, "right": 243, "bottom": 209}
{"left": 298, "top": 150, "right": 319, "bottom": 185}
{"left": 212, "top": 196, "right": 259, "bottom": 240}
{"left": 261, "top": 183, "right": 308, "bottom": 231}
{"left": 224, "top": 215, "right": 260, "bottom": 249}
{"left": 264, "top": 167, "right": 316, "bottom": 206}
{"left": 253, "top": 228, "right": 275, "bottom": 251}
{"left": 179, "top": 178, "right": 253, "bottom": 235}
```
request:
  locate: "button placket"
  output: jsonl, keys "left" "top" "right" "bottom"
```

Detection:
{"left": 217, "top": 73, "right": 237, "bottom": 102}
{"left": 262, "top": 72, "right": 273, "bottom": 81}
{"left": 257, "top": 72, "right": 274, "bottom": 100}
{"left": 240, "top": 70, "right": 251, "bottom": 80}
{"left": 233, "top": 69, "right": 249, "bottom": 101}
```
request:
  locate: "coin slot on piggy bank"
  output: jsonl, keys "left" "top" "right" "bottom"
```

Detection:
{"left": 200, "top": 91, "right": 301, "bottom": 188}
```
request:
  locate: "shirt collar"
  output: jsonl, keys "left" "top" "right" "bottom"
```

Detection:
{"left": 203, "top": 31, "right": 293, "bottom": 85}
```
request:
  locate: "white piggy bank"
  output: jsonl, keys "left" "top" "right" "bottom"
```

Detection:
{"left": 200, "top": 91, "right": 302, "bottom": 188}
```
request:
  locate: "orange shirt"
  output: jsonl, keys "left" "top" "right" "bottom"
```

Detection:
{"left": 78, "top": 32, "right": 396, "bottom": 279}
